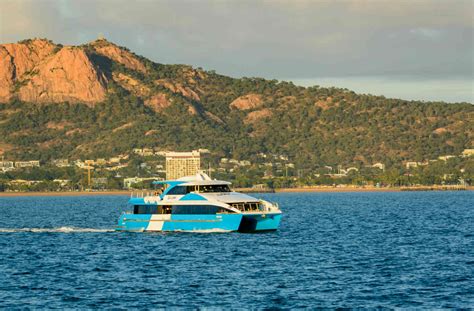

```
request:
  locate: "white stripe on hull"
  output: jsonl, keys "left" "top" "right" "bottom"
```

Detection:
{"left": 146, "top": 214, "right": 171, "bottom": 231}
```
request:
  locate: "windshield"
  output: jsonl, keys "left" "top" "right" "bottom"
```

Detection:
{"left": 198, "top": 185, "right": 231, "bottom": 193}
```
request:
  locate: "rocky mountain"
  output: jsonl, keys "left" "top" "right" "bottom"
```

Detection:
{"left": 0, "top": 38, "right": 472, "bottom": 168}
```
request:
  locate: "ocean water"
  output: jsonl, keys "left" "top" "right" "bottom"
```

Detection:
{"left": 0, "top": 192, "right": 473, "bottom": 308}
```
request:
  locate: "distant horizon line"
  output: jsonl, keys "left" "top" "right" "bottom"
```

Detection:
{"left": 286, "top": 76, "right": 473, "bottom": 104}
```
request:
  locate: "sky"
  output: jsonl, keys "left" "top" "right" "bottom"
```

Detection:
{"left": 1, "top": 0, "right": 472, "bottom": 103}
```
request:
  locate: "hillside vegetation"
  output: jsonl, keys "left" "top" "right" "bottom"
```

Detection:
{"left": 0, "top": 38, "right": 473, "bottom": 169}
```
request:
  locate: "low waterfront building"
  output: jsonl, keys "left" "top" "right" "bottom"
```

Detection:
{"left": 346, "top": 167, "right": 359, "bottom": 173}
{"left": 142, "top": 148, "right": 154, "bottom": 156}
{"left": 0, "top": 161, "right": 14, "bottom": 169}
{"left": 133, "top": 148, "right": 154, "bottom": 157}
{"left": 154, "top": 150, "right": 168, "bottom": 156}
{"left": 14, "top": 161, "right": 40, "bottom": 168}
{"left": 438, "top": 155, "right": 456, "bottom": 161}
{"left": 105, "top": 164, "right": 129, "bottom": 171}
{"left": 123, "top": 177, "right": 159, "bottom": 189}
{"left": 220, "top": 158, "right": 229, "bottom": 164}
{"left": 53, "top": 179, "right": 71, "bottom": 187}
{"left": 92, "top": 177, "right": 108, "bottom": 187}
{"left": 109, "top": 157, "right": 121, "bottom": 164}
{"left": 10, "top": 179, "right": 41, "bottom": 186}
{"left": 96, "top": 158, "right": 107, "bottom": 166}
{"left": 52, "top": 159, "right": 70, "bottom": 167}
{"left": 372, "top": 163, "right": 385, "bottom": 171}
{"left": 326, "top": 173, "right": 347, "bottom": 178}
{"left": 405, "top": 161, "right": 429, "bottom": 169}
{"left": 252, "top": 184, "right": 268, "bottom": 190}
{"left": 74, "top": 160, "right": 86, "bottom": 168}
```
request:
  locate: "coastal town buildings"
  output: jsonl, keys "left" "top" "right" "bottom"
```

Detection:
{"left": 405, "top": 161, "right": 429, "bottom": 169}
{"left": 371, "top": 163, "right": 385, "bottom": 171}
{"left": 52, "top": 159, "right": 70, "bottom": 167}
{"left": 133, "top": 148, "right": 154, "bottom": 157}
{"left": 14, "top": 161, "right": 40, "bottom": 168}
{"left": 438, "top": 155, "right": 456, "bottom": 161}
{"left": 0, "top": 161, "right": 14, "bottom": 171}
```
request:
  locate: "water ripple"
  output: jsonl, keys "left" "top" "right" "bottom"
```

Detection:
{"left": 0, "top": 192, "right": 473, "bottom": 308}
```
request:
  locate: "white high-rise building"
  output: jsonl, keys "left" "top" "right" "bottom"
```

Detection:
{"left": 165, "top": 151, "right": 201, "bottom": 180}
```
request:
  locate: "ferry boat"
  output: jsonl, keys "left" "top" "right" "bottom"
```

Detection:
{"left": 116, "top": 173, "right": 282, "bottom": 232}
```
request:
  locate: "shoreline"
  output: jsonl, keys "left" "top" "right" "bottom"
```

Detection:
{"left": 0, "top": 186, "right": 471, "bottom": 197}
{"left": 275, "top": 187, "right": 401, "bottom": 193}
{"left": 0, "top": 191, "right": 132, "bottom": 197}
{"left": 275, "top": 185, "right": 472, "bottom": 193}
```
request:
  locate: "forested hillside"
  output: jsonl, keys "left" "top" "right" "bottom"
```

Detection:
{"left": 0, "top": 38, "right": 472, "bottom": 168}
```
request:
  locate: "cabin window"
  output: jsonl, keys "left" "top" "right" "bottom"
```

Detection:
{"left": 134, "top": 205, "right": 157, "bottom": 214}
{"left": 229, "top": 202, "right": 262, "bottom": 211}
{"left": 172, "top": 205, "right": 229, "bottom": 214}
{"left": 198, "top": 185, "right": 231, "bottom": 193}
{"left": 133, "top": 205, "right": 172, "bottom": 214}
{"left": 166, "top": 186, "right": 187, "bottom": 195}
{"left": 186, "top": 185, "right": 198, "bottom": 193}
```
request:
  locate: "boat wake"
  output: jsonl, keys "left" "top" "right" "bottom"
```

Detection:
{"left": 0, "top": 226, "right": 114, "bottom": 233}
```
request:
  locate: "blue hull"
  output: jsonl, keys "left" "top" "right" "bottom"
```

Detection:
{"left": 116, "top": 213, "right": 243, "bottom": 232}
{"left": 238, "top": 213, "right": 282, "bottom": 232}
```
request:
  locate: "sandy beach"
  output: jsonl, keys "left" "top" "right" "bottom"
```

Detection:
{"left": 0, "top": 186, "right": 471, "bottom": 197}
{"left": 275, "top": 186, "right": 401, "bottom": 193}
{"left": 0, "top": 191, "right": 132, "bottom": 197}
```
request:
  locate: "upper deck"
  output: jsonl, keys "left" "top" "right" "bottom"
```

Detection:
{"left": 154, "top": 173, "right": 232, "bottom": 196}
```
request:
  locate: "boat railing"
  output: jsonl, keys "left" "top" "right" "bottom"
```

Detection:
{"left": 260, "top": 200, "right": 280, "bottom": 212}
{"left": 130, "top": 191, "right": 157, "bottom": 198}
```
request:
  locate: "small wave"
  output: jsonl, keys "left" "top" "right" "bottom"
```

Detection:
{"left": 0, "top": 226, "right": 114, "bottom": 233}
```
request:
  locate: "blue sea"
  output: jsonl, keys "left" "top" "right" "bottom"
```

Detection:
{"left": 0, "top": 192, "right": 473, "bottom": 308}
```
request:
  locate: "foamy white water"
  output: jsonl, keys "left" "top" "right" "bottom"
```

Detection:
{"left": 0, "top": 227, "right": 114, "bottom": 233}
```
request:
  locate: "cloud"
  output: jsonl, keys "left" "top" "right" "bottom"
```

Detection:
{"left": 409, "top": 28, "right": 442, "bottom": 39}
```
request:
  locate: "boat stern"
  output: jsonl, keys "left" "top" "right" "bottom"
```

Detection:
{"left": 238, "top": 212, "right": 282, "bottom": 232}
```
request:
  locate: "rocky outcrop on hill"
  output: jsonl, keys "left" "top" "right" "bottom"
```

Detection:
{"left": 2, "top": 39, "right": 56, "bottom": 77}
{"left": 230, "top": 94, "right": 263, "bottom": 110}
{"left": 0, "top": 39, "right": 56, "bottom": 102}
{"left": 0, "top": 38, "right": 205, "bottom": 106}
{"left": 244, "top": 108, "right": 273, "bottom": 124}
{"left": 144, "top": 93, "right": 171, "bottom": 112}
{"left": 91, "top": 39, "right": 147, "bottom": 73}
{"left": 154, "top": 79, "right": 200, "bottom": 101}
{"left": 0, "top": 48, "right": 14, "bottom": 101}
{"left": 0, "top": 39, "right": 108, "bottom": 104}
{"left": 18, "top": 47, "right": 108, "bottom": 104}
{"left": 113, "top": 72, "right": 150, "bottom": 97}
